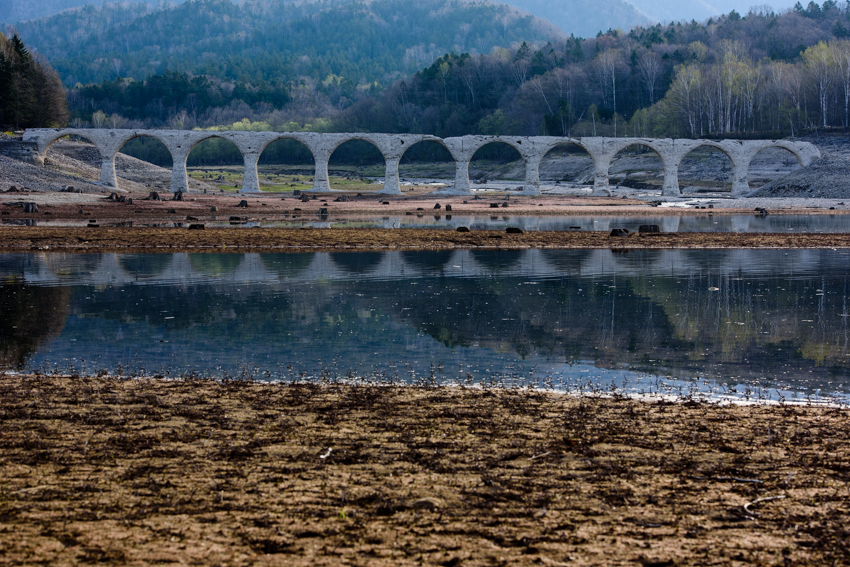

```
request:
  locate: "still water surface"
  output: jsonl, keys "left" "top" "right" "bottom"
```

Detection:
{"left": 2, "top": 249, "right": 849, "bottom": 401}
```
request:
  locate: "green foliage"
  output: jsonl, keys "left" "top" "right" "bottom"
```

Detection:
{"left": 0, "top": 34, "right": 68, "bottom": 128}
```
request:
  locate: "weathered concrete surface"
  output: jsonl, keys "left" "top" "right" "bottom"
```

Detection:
{"left": 23, "top": 129, "right": 820, "bottom": 197}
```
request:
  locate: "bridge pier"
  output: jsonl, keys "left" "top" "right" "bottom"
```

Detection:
{"left": 20, "top": 129, "right": 821, "bottom": 199}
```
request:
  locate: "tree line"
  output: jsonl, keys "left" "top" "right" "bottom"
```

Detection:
{"left": 0, "top": 32, "right": 68, "bottom": 128}
{"left": 61, "top": 0, "right": 850, "bottom": 149}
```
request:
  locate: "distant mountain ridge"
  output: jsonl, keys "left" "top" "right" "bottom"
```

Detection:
{"left": 3, "top": 0, "right": 799, "bottom": 34}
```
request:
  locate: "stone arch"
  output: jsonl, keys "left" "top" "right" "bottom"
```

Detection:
{"left": 115, "top": 134, "right": 176, "bottom": 193}
{"left": 398, "top": 139, "right": 455, "bottom": 193}
{"left": 468, "top": 141, "right": 525, "bottom": 191}
{"left": 327, "top": 138, "right": 386, "bottom": 192}
{"left": 256, "top": 136, "right": 316, "bottom": 194}
{"left": 677, "top": 143, "right": 736, "bottom": 194}
{"left": 608, "top": 142, "right": 666, "bottom": 192}
{"left": 745, "top": 144, "right": 806, "bottom": 190}
{"left": 537, "top": 140, "right": 594, "bottom": 188}
{"left": 43, "top": 132, "right": 105, "bottom": 184}
{"left": 185, "top": 134, "right": 246, "bottom": 193}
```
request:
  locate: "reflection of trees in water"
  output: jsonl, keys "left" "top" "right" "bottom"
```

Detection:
{"left": 382, "top": 274, "right": 850, "bottom": 390}
{"left": 119, "top": 254, "right": 173, "bottom": 278}
{"left": 470, "top": 250, "right": 524, "bottom": 271}
{"left": 260, "top": 253, "right": 315, "bottom": 277}
{"left": 188, "top": 254, "right": 243, "bottom": 276}
{"left": 401, "top": 251, "right": 454, "bottom": 272}
{"left": 0, "top": 284, "right": 70, "bottom": 369}
{"left": 45, "top": 254, "right": 102, "bottom": 279}
{"left": 540, "top": 250, "right": 593, "bottom": 272}
{"left": 330, "top": 252, "right": 385, "bottom": 274}
{"left": 681, "top": 250, "right": 733, "bottom": 271}
{"left": 608, "top": 249, "right": 663, "bottom": 270}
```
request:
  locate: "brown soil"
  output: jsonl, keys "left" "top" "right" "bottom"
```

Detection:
{"left": 2, "top": 226, "right": 850, "bottom": 252}
{"left": 0, "top": 375, "right": 847, "bottom": 566}
{"left": 3, "top": 190, "right": 849, "bottom": 220}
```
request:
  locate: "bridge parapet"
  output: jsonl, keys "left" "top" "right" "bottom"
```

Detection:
{"left": 23, "top": 129, "right": 820, "bottom": 197}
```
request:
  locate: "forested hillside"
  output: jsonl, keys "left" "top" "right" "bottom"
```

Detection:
{"left": 15, "top": 0, "right": 559, "bottom": 86}
{"left": 52, "top": 1, "right": 850, "bottom": 142}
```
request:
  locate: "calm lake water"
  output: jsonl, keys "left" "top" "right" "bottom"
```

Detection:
{"left": 2, "top": 249, "right": 849, "bottom": 402}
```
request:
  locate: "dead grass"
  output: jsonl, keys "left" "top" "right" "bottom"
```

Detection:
{"left": 0, "top": 375, "right": 848, "bottom": 566}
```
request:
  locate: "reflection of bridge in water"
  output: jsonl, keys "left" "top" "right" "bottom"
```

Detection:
{"left": 23, "top": 129, "right": 820, "bottom": 197}
{"left": 7, "top": 248, "right": 846, "bottom": 287}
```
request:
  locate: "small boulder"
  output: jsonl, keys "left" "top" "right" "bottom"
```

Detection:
{"left": 489, "top": 203, "right": 499, "bottom": 208}
{"left": 167, "top": 209, "right": 176, "bottom": 214}
{"left": 456, "top": 226, "right": 470, "bottom": 233}
{"left": 172, "top": 191, "right": 184, "bottom": 201}
{"left": 433, "top": 203, "right": 441, "bottom": 210}
{"left": 506, "top": 227, "right": 523, "bottom": 234}
{"left": 445, "top": 204, "right": 452, "bottom": 212}
{"left": 187, "top": 223, "right": 205, "bottom": 230}
{"left": 237, "top": 200, "right": 249, "bottom": 208}
{"left": 22, "top": 202, "right": 38, "bottom": 213}
{"left": 610, "top": 228, "right": 631, "bottom": 237}
{"left": 300, "top": 194, "right": 310, "bottom": 202}
{"left": 501, "top": 203, "right": 508, "bottom": 208}
{"left": 147, "top": 191, "right": 161, "bottom": 201}
{"left": 210, "top": 206, "right": 218, "bottom": 212}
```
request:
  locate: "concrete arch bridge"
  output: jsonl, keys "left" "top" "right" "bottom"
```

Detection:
{"left": 23, "top": 129, "right": 820, "bottom": 198}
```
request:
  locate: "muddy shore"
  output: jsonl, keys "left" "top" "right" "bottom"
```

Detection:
{"left": 0, "top": 375, "right": 847, "bottom": 566}
{"left": 2, "top": 226, "right": 850, "bottom": 252}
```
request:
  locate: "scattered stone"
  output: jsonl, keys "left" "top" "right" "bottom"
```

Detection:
{"left": 237, "top": 200, "right": 249, "bottom": 208}
{"left": 382, "top": 201, "right": 390, "bottom": 205}
{"left": 7, "top": 186, "right": 18, "bottom": 192}
{"left": 186, "top": 216, "right": 199, "bottom": 221}
{"left": 463, "top": 200, "right": 468, "bottom": 204}
{"left": 318, "top": 207, "right": 329, "bottom": 218}
{"left": 610, "top": 228, "right": 631, "bottom": 237}
{"left": 416, "top": 207, "right": 424, "bottom": 211}
{"left": 405, "top": 211, "right": 412, "bottom": 215}
{"left": 146, "top": 191, "right": 161, "bottom": 201}
{"left": 187, "top": 224, "right": 205, "bottom": 230}
{"left": 334, "top": 195, "right": 348, "bottom": 202}
{"left": 167, "top": 209, "right": 176, "bottom": 214}
{"left": 409, "top": 497, "right": 443, "bottom": 511}
{"left": 107, "top": 192, "right": 119, "bottom": 201}
{"left": 434, "top": 203, "right": 441, "bottom": 210}
{"left": 754, "top": 207, "right": 769, "bottom": 216}
{"left": 78, "top": 209, "right": 84, "bottom": 214}
{"left": 456, "top": 226, "right": 470, "bottom": 232}
{"left": 300, "top": 195, "right": 310, "bottom": 203}
{"left": 638, "top": 225, "right": 660, "bottom": 233}
{"left": 501, "top": 203, "right": 508, "bottom": 208}
{"left": 489, "top": 203, "right": 499, "bottom": 208}
{"left": 506, "top": 227, "right": 523, "bottom": 234}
